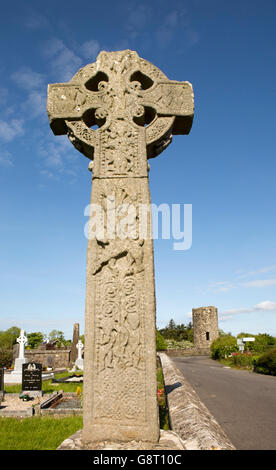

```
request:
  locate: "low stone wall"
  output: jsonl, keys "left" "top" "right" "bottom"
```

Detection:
{"left": 162, "top": 348, "right": 210, "bottom": 357}
{"left": 25, "top": 349, "right": 71, "bottom": 369}
{"left": 159, "top": 353, "right": 235, "bottom": 450}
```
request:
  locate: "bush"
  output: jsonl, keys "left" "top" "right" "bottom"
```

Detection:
{"left": 156, "top": 331, "right": 167, "bottom": 351}
{"left": 211, "top": 335, "right": 238, "bottom": 359}
{"left": 0, "top": 349, "right": 13, "bottom": 368}
{"left": 231, "top": 352, "right": 258, "bottom": 368}
{"left": 237, "top": 333, "right": 276, "bottom": 354}
{"left": 254, "top": 347, "right": 276, "bottom": 376}
{"left": 165, "top": 339, "right": 194, "bottom": 350}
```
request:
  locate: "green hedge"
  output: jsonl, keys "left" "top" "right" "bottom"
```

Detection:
{"left": 253, "top": 347, "right": 276, "bottom": 376}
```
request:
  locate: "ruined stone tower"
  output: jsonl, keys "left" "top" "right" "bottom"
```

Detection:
{"left": 192, "top": 306, "right": 219, "bottom": 349}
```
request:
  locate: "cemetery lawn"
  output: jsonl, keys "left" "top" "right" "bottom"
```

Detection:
{"left": 4, "top": 371, "right": 83, "bottom": 394}
{"left": 0, "top": 416, "right": 82, "bottom": 450}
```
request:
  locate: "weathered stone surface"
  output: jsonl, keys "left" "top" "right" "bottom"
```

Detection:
{"left": 25, "top": 349, "right": 71, "bottom": 369}
{"left": 193, "top": 306, "right": 219, "bottom": 350}
{"left": 57, "top": 429, "right": 185, "bottom": 450}
{"left": 70, "top": 323, "right": 80, "bottom": 365}
{"left": 159, "top": 353, "right": 235, "bottom": 450}
{"left": 47, "top": 49, "right": 194, "bottom": 444}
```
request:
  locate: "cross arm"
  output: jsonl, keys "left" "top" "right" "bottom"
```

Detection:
{"left": 47, "top": 83, "right": 103, "bottom": 136}
{"left": 139, "top": 80, "right": 194, "bottom": 135}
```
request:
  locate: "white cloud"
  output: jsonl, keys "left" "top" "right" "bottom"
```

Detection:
{"left": 80, "top": 40, "right": 100, "bottom": 60}
{"left": 156, "top": 7, "right": 199, "bottom": 47}
{"left": 220, "top": 300, "right": 276, "bottom": 317}
{"left": 0, "top": 87, "right": 8, "bottom": 105}
{"left": 207, "top": 281, "right": 236, "bottom": 293}
{"left": 0, "top": 119, "right": 24, "bottom": 142}
{"left": 44, "top": 38, "right": 83, "bottom": 82}
{"left": 22, "top": 91, "right": 47, "bottom": 118}
{"left": 0, "top": 149, "right": 13, "bottom": 167}
{"left": 237, "top": 265, "right": 276, "bottom": 279}
{"left": 241, "top": 279, "right": 276, "bottom": 288}
{"left": 24, "top": 12, "right": 49, "bottom": 30}
{"left": 126, "top": 3, "right": 153, "bottom": 38}
{"left": 255, "top": 301, "right": 276, "bottom": 311}
{"left": 11, "top": 67, "right": 45, "bottom": 91}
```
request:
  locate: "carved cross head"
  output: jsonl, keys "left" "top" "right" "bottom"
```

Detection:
{"left": 17, "top": 329, "right": 27, "bottom": 345}
{"left": 76, "top": 340, "right": 84, "bottom": 351}
{"left": 47, "top": 50, "right": 194, "bottom": 177}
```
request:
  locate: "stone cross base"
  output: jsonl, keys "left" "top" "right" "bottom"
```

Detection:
{"left": 12, "top": 357, "right": 29, "bottom": 375}
{"left": 75, "top": 358, "right": 84, "bottom": 370}
{"left": 57, "top": 429, "right": 185, "bottom": 450}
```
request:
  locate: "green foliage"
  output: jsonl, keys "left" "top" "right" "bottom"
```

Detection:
{"left": 159, "top": 319, "right": 193, "bottom": 342}
{"left": 27, "top": 332, "right": 44, "bottom": 349}
{"left": 48, "top": 330, "right": 70, "bottom": 348}
{"left": 156, "top": 330, "right": 167, "bottom": 351}
{"left": 0, "top": 327, "right": 20, "bottom": 350}
{"left": 237, "top": 332, "right": 276, "bottom": 353}
{"left": 254, "top": 347, "right": 276, "bottom": 376}
{"left": 231, "top": 352, "right": 259, "bottom": 368}
{"left": 0, "top": 349, "right": 13, "bottom": 368}
{"left": 211, "top": 334, "right": 238, "bottom": 359}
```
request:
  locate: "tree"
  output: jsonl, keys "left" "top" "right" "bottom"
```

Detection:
{"left": 0, "top": 326, "right": 20, "bottom": 350}
{"left": 48, "top": 330, "right": 70, "bottom": 348}
{"left": 27, "top": 332, "right": 44, "bottom": 349}
{"left": 156, "top": 330, "right": 167, "bottom": 350}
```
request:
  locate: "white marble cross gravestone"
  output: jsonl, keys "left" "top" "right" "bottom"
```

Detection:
{"left": 75, "top": 340, "right": 84, "bottom": 370}
{"left": 12, "top": 329, "right": 28, "bottom": 375}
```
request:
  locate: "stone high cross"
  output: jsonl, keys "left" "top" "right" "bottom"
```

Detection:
{"left": 47, "top": 50, "right": 194, "bottom": 443}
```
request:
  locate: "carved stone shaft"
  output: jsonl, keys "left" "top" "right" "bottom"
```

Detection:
{"left": 47, "top": 50, "right": 194, "bottom": 443}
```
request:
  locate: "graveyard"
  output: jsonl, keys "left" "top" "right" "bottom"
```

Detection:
{"left": 1, "top": 0, "right": 276, "bottom": 455}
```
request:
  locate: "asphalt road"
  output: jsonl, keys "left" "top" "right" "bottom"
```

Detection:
{"left": 171, "top": 356, "right": 276, "bottom": 450}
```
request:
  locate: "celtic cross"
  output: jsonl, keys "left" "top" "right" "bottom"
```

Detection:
{"left": 47, "top": 50, "right": 194, "bottom": 445}
{"left": 17, "top": 329, "right": 28, "bottom": 360}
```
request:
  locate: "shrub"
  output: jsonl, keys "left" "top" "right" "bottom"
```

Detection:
{"left": 231, "top": 352, "right": 258, "bottom": 368}
{"left": 0, "top": 349, "right": 13, "bottom": 368}
{"left": 237, "top": 333, "right": 276, "bottom": 354}
{"left": 211, "top": 335, "right": 238, "bottom": 359}
{"left": 165, "top": 339, "right": 194, "bottom": 350}
{"left": 254, "top": 347, "right": 276, "bottom": 376}
{"left": 156, "top": 331, "right": 167, "bottom": 351}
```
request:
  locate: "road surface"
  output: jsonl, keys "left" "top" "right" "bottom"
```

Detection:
{"left": 171, "top": 356, "right": 276, "bottom": 450}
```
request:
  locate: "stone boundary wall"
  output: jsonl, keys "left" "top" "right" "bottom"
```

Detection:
{"left": 159, "top": 353, "right": 235, "bottom": 450}
{"left": 163, "top": 348, "right": 210, "bottom": 357}
{"left": 25, "top": 349, "right": 71, "bottom": 369}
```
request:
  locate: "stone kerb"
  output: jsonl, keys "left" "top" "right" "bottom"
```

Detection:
{"left": 159, "top": 353, "right": 235, "bottom": 450}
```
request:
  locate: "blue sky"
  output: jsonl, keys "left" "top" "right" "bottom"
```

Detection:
{"left": 0, "top": 0, "right": 276, "bottom": 339}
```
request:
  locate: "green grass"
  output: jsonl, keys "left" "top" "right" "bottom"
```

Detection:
{"left": 4, "top": 372, "right": 84, "bottom": 394}
{"left": 0, "top": 416, "right": 82, "bottom": 450}
{"left": 157, "top": 360, "right": 170, "bottom": 430}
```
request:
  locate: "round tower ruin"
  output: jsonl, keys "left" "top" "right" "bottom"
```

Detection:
{"left": 192, "top": 306, "right": 219, "bottom": 350}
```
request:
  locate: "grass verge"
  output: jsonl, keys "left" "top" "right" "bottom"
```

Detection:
{"left": 0, "top": 416, "right": 82, "bottom": 450}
